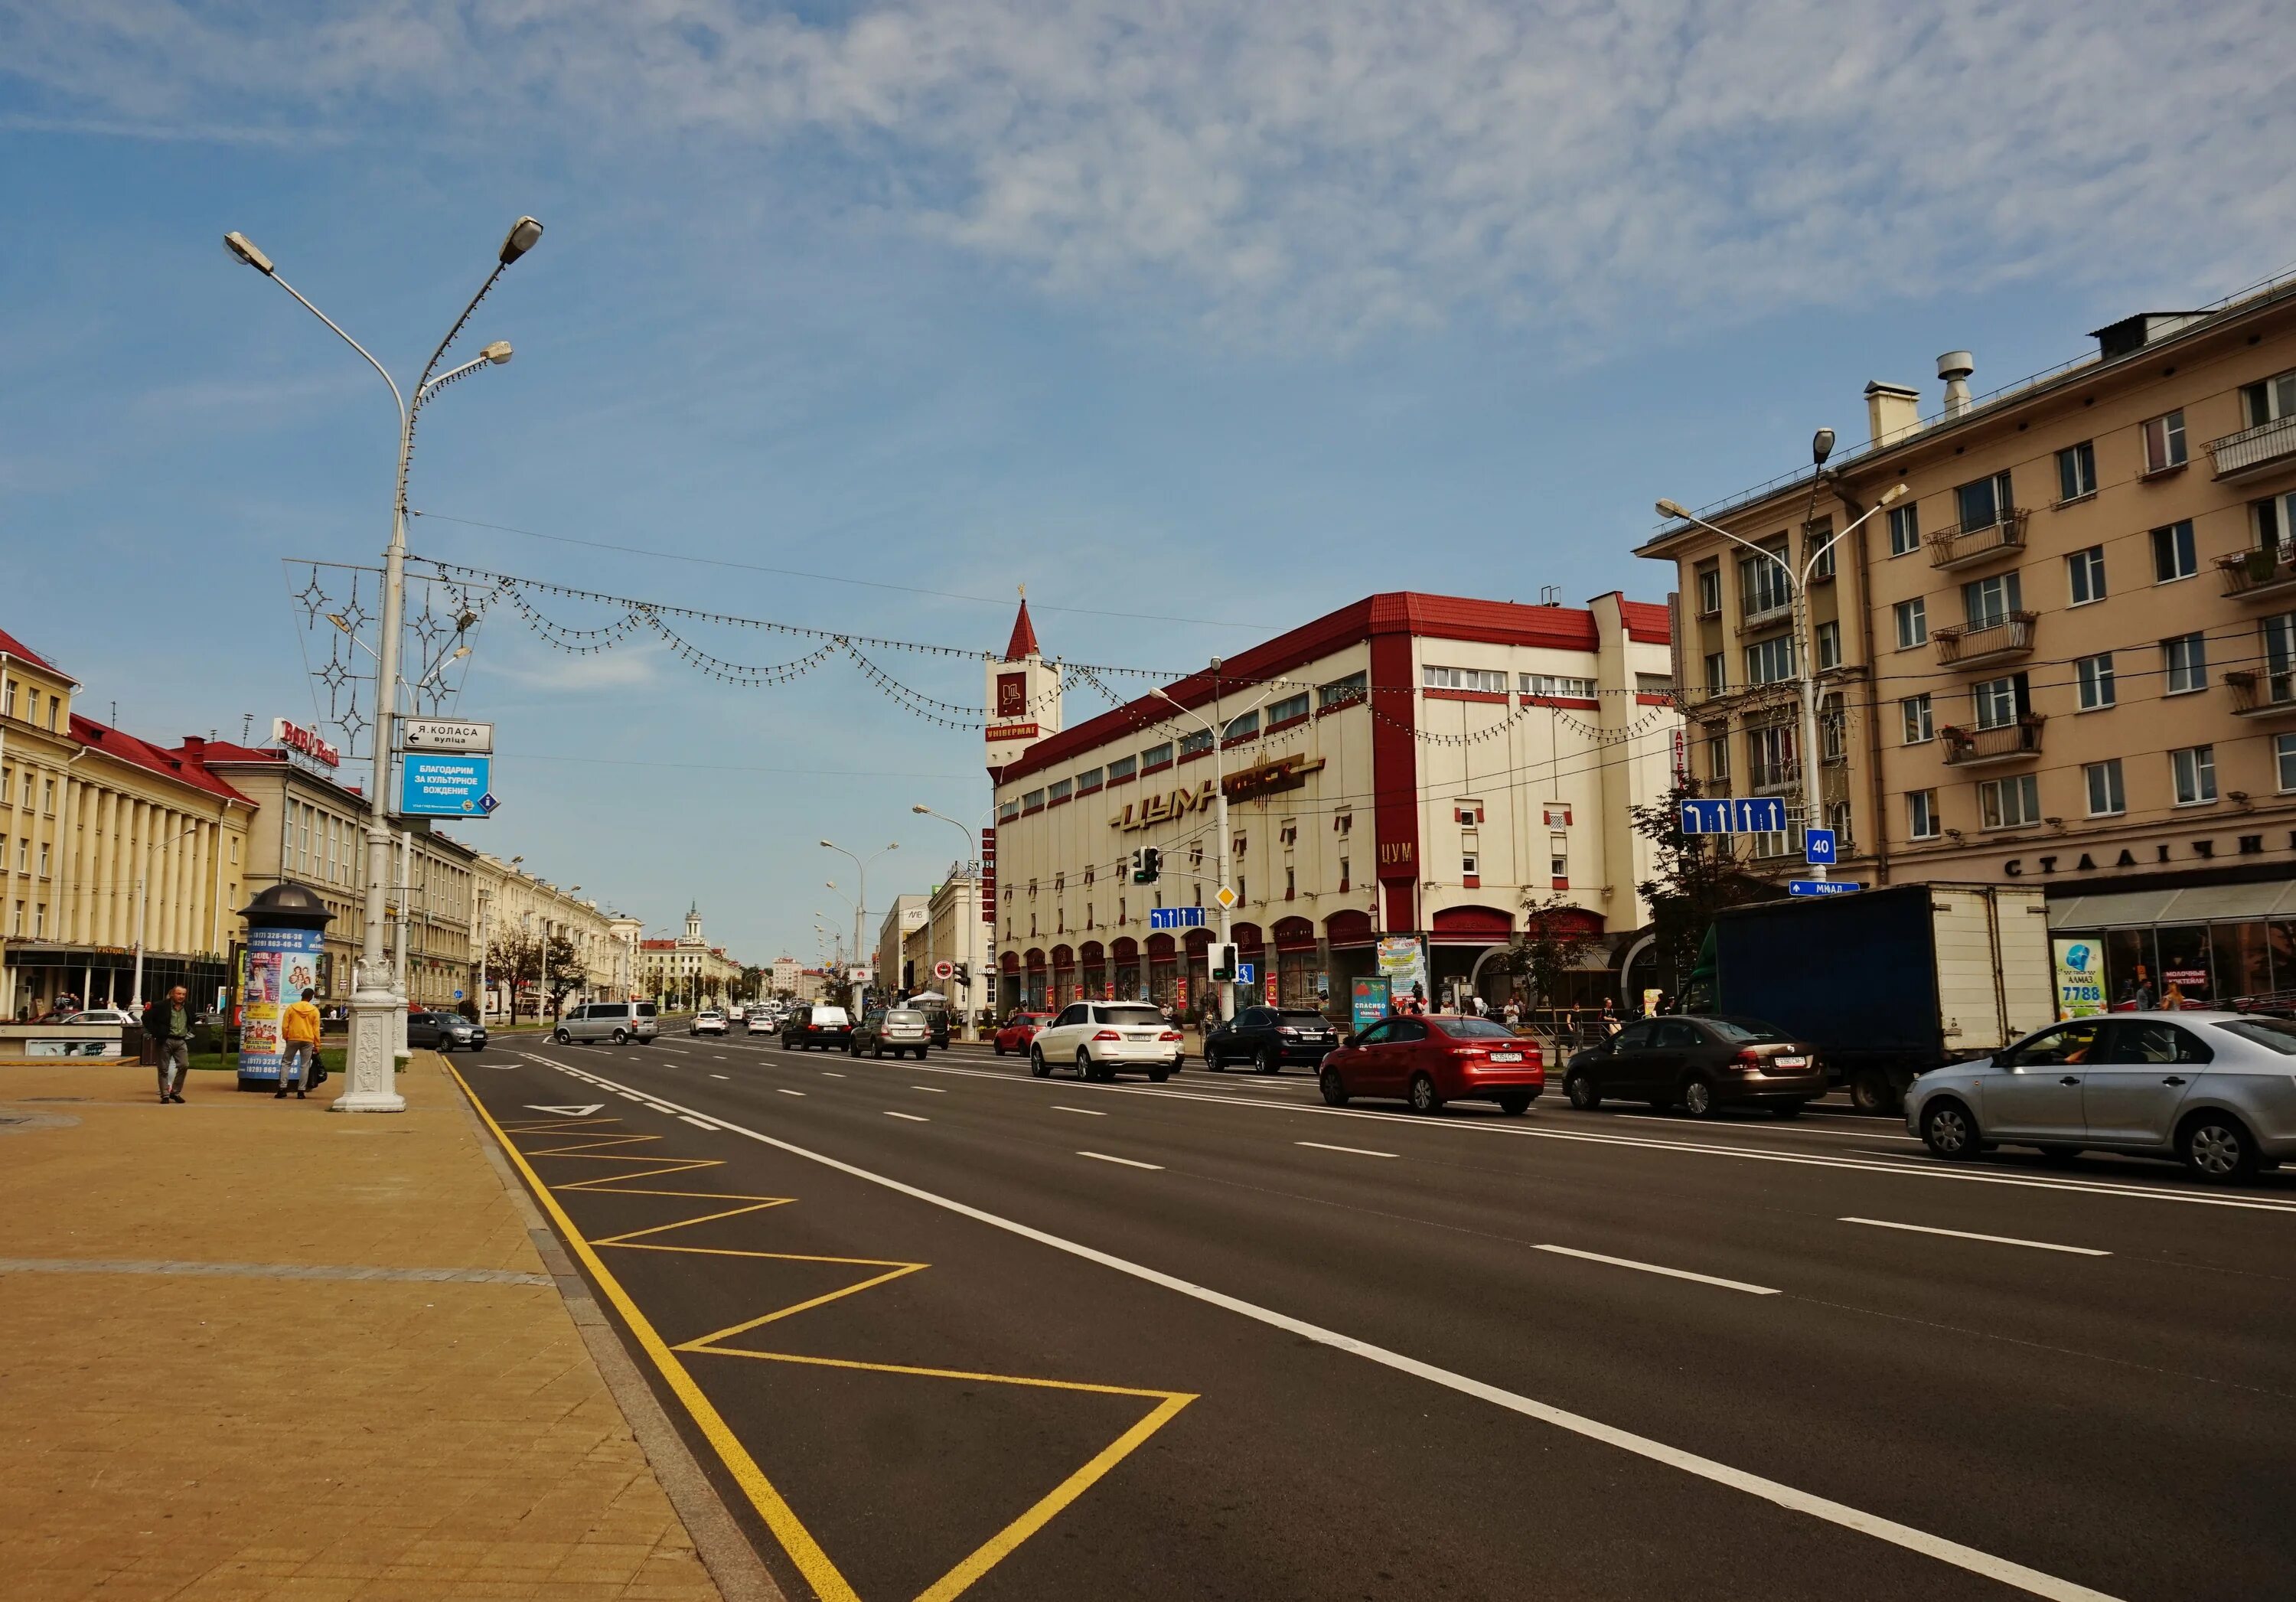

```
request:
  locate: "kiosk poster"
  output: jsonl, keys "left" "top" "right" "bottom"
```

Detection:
{"left": 240, "top": 925, "right": 327, "bottom": 1079}
{"left": 2053, "top": 938, "right": 2105, "bottom": 1020}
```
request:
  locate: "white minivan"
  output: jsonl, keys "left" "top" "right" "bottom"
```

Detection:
{"left": 554, "top": 1000, "right": 660, "bottom": 1046}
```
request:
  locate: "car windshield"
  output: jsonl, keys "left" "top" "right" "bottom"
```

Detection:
{"left": 1278, "top": 1011, "right": 1330, "bottom": 1026}
{"left": 1701, "top": 1016, "right": 1794, "bottom": 1045}
{"left": 2210, "top": 1016, "right": 2296, "bottom": 1055}
{"left": 1100, "top": 1006, "right": 1165, "bottom": 1026}
{"left": 1437, "top": 1016, "right": 1518, "bottom": 1039}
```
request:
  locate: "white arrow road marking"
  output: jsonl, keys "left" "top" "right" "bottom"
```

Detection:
{"left": 523, "top": 1104, "right": 605, "bottom": 1117}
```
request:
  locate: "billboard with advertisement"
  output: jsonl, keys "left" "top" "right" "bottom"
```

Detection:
{"left": 239, "top": 924, "right": 328, "bottom": 1080}
{"left": 1375, "top": 936, "right": 1427, "bottom": 1007}
{"left": 1350, "top": 975, "right": 1392, "bottom": 1032}
{"left": 2052, "top": 938, "right": 2105, "bottom": 1020}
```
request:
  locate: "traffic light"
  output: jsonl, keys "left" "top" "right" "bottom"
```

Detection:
{"left": 952, "top": 962, "right": 970, "bottom": 987}
{"left": 1210, "top": 942, "right": 1239, "bottom": 983}
{"left": 1132, "top": 847, "right": 1161, "bottom": 884}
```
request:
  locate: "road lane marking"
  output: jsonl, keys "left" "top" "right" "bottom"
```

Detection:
{"left": 678, "top": 1115, "right": 716, "bottom": 1131}
{"left": 821, "top": 1072, "right": 846, "bottom": 1078}
{"left": 1052, "top": 1105, "right": 1106, "bottom": 1117}
{"left": 550, "top": 1063, "right": 2120, "bottom": 1602}
{"left": 1296, "top": 1140, "right": 1397, "bottom": 1159}
{"left": 1840, "top": 1218, "right": 2111, "bottom": 1257}
{"left": 1076, "top": 1151, "right": 1163, "bottom": 1170}
{"left": 911, "top": 1085, "right": 947, "bottom": 1093}
{"left": 1532, "top": 1244, "right": 1779, "bottom": 1296}
{"left": 778, "top": 1089, "right": 807, "bottom": 1098}
{"left": 884, "top": 1111, "right": 930, "bottom": 1123}
{"left": 711, "top": 1074, "right": 730, "bottom": 1080}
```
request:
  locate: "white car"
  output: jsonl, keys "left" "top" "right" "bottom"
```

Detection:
{"left": 691, "top": 1010, "right": 729, "bottom": 1036}
{"left": 1029, "top": 1001, "right": 1182, "bottom": 1082}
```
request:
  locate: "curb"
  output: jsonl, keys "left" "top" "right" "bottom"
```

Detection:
{"left": 439, "top": 1055, "right": 787, "bottom": 1602}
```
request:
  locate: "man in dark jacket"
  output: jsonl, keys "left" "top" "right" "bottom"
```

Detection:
{"left": 142, "top": 987, "right": 193, "bottom": 1103}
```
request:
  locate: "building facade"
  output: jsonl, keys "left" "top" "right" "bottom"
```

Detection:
{"left": 471, "top": 856, "right": 628, "bottom": 1018}
{"left": 1636, "top": 273, "right": 2296, "bottom": 1010}
{"left": 874, "top": 894, "right": 928, "bottom": 997}
{"left": 985, "top": 591, "right": 1679, "bottom": 1018}
{"left": 638, "top": 905, "right": 742, "bottom": 1008}
{"left": 900, "top": 869, "right": 991, "bottom": 1021}
{"left": 2, "top": 631, "right": 256, "bottom": 1016}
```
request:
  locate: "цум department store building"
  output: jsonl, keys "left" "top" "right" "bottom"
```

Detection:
{"left": 983, "top": 590, "right": 1681, "bottom": 1016}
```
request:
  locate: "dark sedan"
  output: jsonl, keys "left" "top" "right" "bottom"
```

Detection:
{"left": 407, "top": 1010, "right": 487, "bottom": 1053}
{"left": 1564, "top": 1013, "right": 1823, "bottom": 1118}
{"left": 1203, "top": 1006, "right": 1342, "bottom": 1073}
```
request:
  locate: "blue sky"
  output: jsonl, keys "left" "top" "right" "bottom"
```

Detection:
{"left": 4, "top": 1, "right": 2291, "bottom": 966}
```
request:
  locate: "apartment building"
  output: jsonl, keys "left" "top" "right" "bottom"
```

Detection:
{"left": 1637, "top": 272, "right": 2296, "bottom": 1010}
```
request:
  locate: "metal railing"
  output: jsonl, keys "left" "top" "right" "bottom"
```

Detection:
{"left": 1933, "top": 611, "right": 2037, "bottom": 667}
{"left": 1926, "top": 508, "right": 2029, "bottom": 569}
{"left": 2209, "top": 413, "right": 2296, "bottom": 479}
{"left": 1941, "top": 714, "right": 2045, "bottom": 765}
{"left": 2224, "top": 669, "right": 2296, "bottom": 716}
{"left": 2217, "top": 545, "right": 2296, "bottom": 598}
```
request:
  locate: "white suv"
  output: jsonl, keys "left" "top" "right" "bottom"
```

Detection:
{"left": 691, "top": 1010, "right": 728, "bottom": 1036}
{"left": 1030, "top": 1002, "right": 1182, "bottom": 1082}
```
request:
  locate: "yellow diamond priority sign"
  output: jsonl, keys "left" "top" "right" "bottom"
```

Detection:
{"left": 1215, "top": 885, "right": 1238, "bottom": 910}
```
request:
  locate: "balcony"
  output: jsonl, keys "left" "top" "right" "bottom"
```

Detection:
{"left": 2209, "top": 414, "right": 2296, "bottom": 481}
{"left": 1926, "top": 509, "right": 2030, "bottom": 570}
{"left": 2225, "top": 669, "right": 2296, "bottom": 718}
{"left": 1736, "top": 599, "right": 1793, "bottom": 636}
{"left": 1932, "top": 611, "right": 2037, "bottom": 669}
{"left": 1941, "top": 715, "right": 2044, "bottom": 765}
{"left": 2219, "top": 545, "right": 2296, "bottom": 602}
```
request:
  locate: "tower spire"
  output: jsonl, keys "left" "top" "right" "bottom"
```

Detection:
{"left": 1003, "top": 587, "right": 1040, "bottom": 661}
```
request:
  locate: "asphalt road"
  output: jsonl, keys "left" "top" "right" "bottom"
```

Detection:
{"left": 452, "top": 1029, "right": 2296, "bottom": 1602}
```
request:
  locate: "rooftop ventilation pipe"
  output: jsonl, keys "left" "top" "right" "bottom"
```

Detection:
{"left": 1938, "top": 351, "right": 1975, "bottom": 419}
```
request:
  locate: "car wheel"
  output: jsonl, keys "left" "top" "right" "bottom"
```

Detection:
{"left": 2179, "top": 1111, "right": 2258, "bottom": 1185}
{"left": 1407, "top": 1072, "right": 1442, "bottom": 1115}
{"left": 612, "top": 1029, "right": 628, "bottom": 1046}
{"left": 1255, "top": 1046, "right": 1278, "bottom": 1075}
{"left": 1075, "top": 1049, "right": 1094, "bottom": 1081}
{"left": 993, "top": 1040, "right": 1005, "bottom": 1055}
{"left": 552, "top": 1029, "right": 569, "bottom": 1044}
{"left": 1773, "top": 1101, "right": 1807, "bottom": 1120}
{"left": 1319, "top": 1066, "right": 1350, "bottom": 1108}
{"left": 1029, "top": 1049, "right": 1050, "bottom": 1079}
{"left": 1206, "top": 1049, "right": 1224, "bottom": 1072}
{"left": 872, "top": 1042, "right": 885, "bottom": 1059}
{"left": 1683, "top": 1078, "right": 1723, "bottom": 1118}
{"left": 1850, "top": 1069, "right": 1899, "bottom": 1117}
{"left": 1495, "top": 1092, "right": 1531, "bottom": 1116}
{"left": 1565, "top": 1073, "right": 1600, "bottom": 1111}
{"left": 1920, "top": 1098, "right": 1981, "bottom": 1161}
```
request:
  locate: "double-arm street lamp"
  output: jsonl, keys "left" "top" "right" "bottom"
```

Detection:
{"left": 226, "top": 215, "right": 543, "bottom": 1111}
{"left": 1153, "top": 664, "right": 1282, "bottom": 1023}
{"left": 1657, "top": 435, "right": 1906, "bottom": 879}
{"left": 820, "top": 840, "right": 895, "bottom": 1007}
{"left": 913, "top": 803, "right": 991, "bottom": 1036}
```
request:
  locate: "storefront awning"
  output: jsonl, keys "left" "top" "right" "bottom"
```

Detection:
{"left": 2049, "top": 880, "right": 2296, "bottom": 929}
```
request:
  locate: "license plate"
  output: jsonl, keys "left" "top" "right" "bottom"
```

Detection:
{"left": 1775, "top": 1055, "right": 1808, "bottom": 1069}
{"left": 1489, "top": 1051, "right": 1523, "bottom": 1062}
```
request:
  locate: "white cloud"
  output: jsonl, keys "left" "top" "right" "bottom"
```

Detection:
{"left": 7, "top": 2, "right": 2291, "bottom": 341}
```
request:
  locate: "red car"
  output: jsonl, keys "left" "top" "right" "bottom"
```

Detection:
{"left": 992, "top": 1010, "right": 1054, "bottom": 1056}
{"left": 1319, "top": 1014, "right": 1544, "bottom": 1115}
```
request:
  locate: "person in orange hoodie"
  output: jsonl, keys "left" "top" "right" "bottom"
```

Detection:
{"left": 278, "top": 987, "right": 323, "bottom": 1100}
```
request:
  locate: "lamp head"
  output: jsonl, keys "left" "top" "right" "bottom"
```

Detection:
{"left": 912, "top": 804, "right": 930, "bottom": 814}
{"left": 223, "top": 232, "right": 275, "bottom": 275}
{"left": 481, "top": 340, "right": 513, "bottom": 365}
{"left": 1655, "top": 498, "right": 1692, "bottom": 520}
{"left": 1812, "top": 427, "right": 1836, "bottom": 465}
{"left": 499, "top": 216, "right": 544, "bottom": 265}
{"left": 819, "top": 839, "right": 835, "bottom": 850}
{"left": 1877, "top": 481, "right": 1910, "bottom": 506}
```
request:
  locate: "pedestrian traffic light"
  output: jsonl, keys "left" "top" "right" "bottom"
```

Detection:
{"left": 1210, "top": 942, "right": 1238, "bottom": 983}
{"left": 1133, "top": 847, "right": 1161, "bottom": 883}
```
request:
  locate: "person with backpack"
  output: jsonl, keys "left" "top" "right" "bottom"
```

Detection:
{"left": 278, "top": 988, "right": 322, "bottom": 1100}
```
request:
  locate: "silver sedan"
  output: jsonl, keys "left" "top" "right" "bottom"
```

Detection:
{"left": 1906, "top": 1010, "right": 2296, "bottom": 1184}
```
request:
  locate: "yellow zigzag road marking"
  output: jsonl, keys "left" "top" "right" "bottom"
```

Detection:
{"left": 473, "top": 1081, "right": 1195, "bottom": 1602}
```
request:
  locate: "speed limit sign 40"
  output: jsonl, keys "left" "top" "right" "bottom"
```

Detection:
{"left": 934, "top": 960, "right": 954, "bottom": 980}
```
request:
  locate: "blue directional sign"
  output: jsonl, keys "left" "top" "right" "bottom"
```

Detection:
{"left": 1804, "top": 827, "right": 1838, "bottom": 866}
{"left": 1679, "top": 798, "right": 1733, "bottom": 834}
{"left": 1789, "top": 879, "right": 1864, "bottom": 897}
{"left": 1237, "top": 962, "right": 1256, "bottom": 986}
{"left": 399, "top": 753, "right": 494, "bottom": 818}
{"left": 1734, "top": 796, "right": 1789, "bottom": 833}
{"left": 1148, "top": 906, "right": 1208, "bottom": 930}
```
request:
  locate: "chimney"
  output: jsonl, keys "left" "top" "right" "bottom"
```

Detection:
{"left": 1938, "top": 351, "right": 1975, "bottom": 419}
{"left": 1864, "top": 380, "right": 1921, "bottom": 447}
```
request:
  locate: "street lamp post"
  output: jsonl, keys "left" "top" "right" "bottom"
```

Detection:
{"left": 1153, "top": 663, "right": 1281, "bottom": 1023}
{"left": 225, "top": 216, "right": 543, "bottom": 1112}
{"left": 820, "top": 841, "right": 896, "bottom": 1007}
{"left": 913, "top": 804, "right": 990, "bottom": 1038}
{"left": 1657, "top": 455, "right": 1906, "bottom": 878}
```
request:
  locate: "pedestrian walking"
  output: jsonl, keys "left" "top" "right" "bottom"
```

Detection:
{"left": 143, "top": 985, "right": 193, "bottom": 1103}
{"left": 278, "top": 987, "right": 322, "bottom": 1100}
{"left": 1598, "top": 998, "right": 1622, "bottom": 1038}
{"left": 1502, "top": 997, "right": 1521, "bottom": 1029}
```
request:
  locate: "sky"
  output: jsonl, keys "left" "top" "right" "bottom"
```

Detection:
{"left": 3, "top": 1, "right": 2291, "bottom": 967}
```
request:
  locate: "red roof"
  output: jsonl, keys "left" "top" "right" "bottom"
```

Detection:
{"left": 68, "top": 719, "right": 253, "bottom": 807}
{"left": 641, "top": 938, "right": 677, "bottom": 951}
{"left": 1004, "top": 598, "right": 1040, "bottom": 661}
{"left": 1001, "top": 589, "right": 1629, "bottom": 784}
{"left": 1621, "top": 599, "right": 1671, "bottom": 644}
{"left": 0, "top": 628, "right": 63, "bottom": 674}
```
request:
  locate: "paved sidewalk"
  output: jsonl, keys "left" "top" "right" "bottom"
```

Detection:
{"left": 0, "top": 1055, "right": 732, "bottom": 1602}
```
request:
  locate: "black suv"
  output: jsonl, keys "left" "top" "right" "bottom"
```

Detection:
{"left": 1203, "top": 1006, "right": 1342, "bottom": 1074}
{"left": 781, "top": 1004, "right": 855, "bottom": 1052}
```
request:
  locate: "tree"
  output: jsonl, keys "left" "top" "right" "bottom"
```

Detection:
{"left": 1628, "top": 775, "right": 1786, "bottom": 997}
{"left": 542, "top": 932, "right": 585, "bottom": 1019}
{"left": 487, "top": 933, "right": 538, "bottom": 1017}
{"left": 1504, "top": 892, "right": 1599, "bottom": 1012}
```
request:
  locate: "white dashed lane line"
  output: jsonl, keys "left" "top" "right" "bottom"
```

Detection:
{"left": 884, "top": 1111, "right": 930, "bottom": 1123}
{"left": 678, "top": 1115, "right": 716, "bottom": 1131}
{"left": 1077, "top": 1150, "right": 1162, "bottom": 1170}
{"left": 1532, "top": 1244, "right": 1779, "bottom": 1297}
{"left": 778, "top": 1089, "right": 807, "bottom": 1098}
{"left": 1840, "top": 1217, "right": 2111, "bottom": 1256}
{"left": 911, "top": 1085, "right": 946, "bottom": 1094}
{"left": 1296, "top": 1140, "right": 1397, "bottom": 1159}
{"left": 1052, "top": 1105, "right": 1106, "bottom": 1117}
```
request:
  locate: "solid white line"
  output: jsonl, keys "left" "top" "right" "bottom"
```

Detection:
{"left": 710, "top": 1074, "right": 730, "bottom": 1081}
{"left": 1076, "top": 1150, "right": 1163, "bottom": 1170}
{"left": 547, "top": 1064, "right": 2119, "bottom": 1602}
{"left": 1051, "top": 1105, "right": 1106, "bottom": 1117}
{"left": 778, "top": 1088, "right": 807, "bottom": 1098}
{"left": 821, "top": 1072, "right": 846, "bottom": 1078}
{"left": 678, "top": 1115, "right": 716, "bottom": 1131}
{"left": 1533, "top": 1243, "right": 1779, "bottom": 1297}
{"left": 911, "top": 1085, "right": 947, "bottom": 1093}
{"left": 1840, "top": 1218, "right": 2111, "bottom": 1257}
{"left": 884, "top": 1111, "right": 930, "bottom": 1123}
{"left": 1296, "top": 1140, "right": 1397, "bottom": 1159}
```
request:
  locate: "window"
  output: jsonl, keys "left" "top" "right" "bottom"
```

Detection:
{"left": 1705, "top": 729, "right": 1730, "bottom": 782}
{"left": 1636, "top": 672, "right": 1674, "bottom": 695}
{"left": 1178, "top": 729, "right": 1212, "bottom": 757}
{"left": 1048, "top": 778, "right": 1072, "bottom": 804}
{"left": 998, "top": 798, "right": 1019, "bottom": 823}
{"left": 1894, "top": 598, "right": 1927, "bottom": 648}
{"left": 1887, "top": 502, "right": 1920, "bottom": 557}
{"left": 2256, "top": 491, "right": 2296, "bottom": 555}
{"left": 1954, "top": 471, "right": 2014, "bottom": 530}
{"left": 2085, "top": 759, "right": 2126, "bottom": 817}
{"left": 1141, "top": 741, "right": 1173, "bottom": 771}
{"left": 1022, "top": 788, "right": 1044, "bottom": 811}
{"left": 2241, "top": 369, "right": 2296, "bottom": 427}
{"left": 2055, "top": 441, "right": 2098, "bottom": 502}
{"left": 1337, "top": 857, "right": 1350, "bottom": 892}
{"left": 1972, "top": 675, "right": 2023, "bottom": 729}
{"left": 2266, "top": 612, "right": 2296, "bottom": 701}
{"left": 2141, "top": 410, "right": 2187, "bottom": 474}
{"left": 1746, "top": 722, "right": 1797, "bottom": 790}
{"left": 1221, "top": 710, "right": 1258, "bottom": 742}
{"left": 1108, "top": 754, "right": 1137, "bottom": 784}
{"left": 1820, "top": 692, "right": 1846, "bottom": 762}
{"left": 1815, "top": 620, "right": 1842, "bottom": 670}
{"left": 1978, "top": 774, "right": 2042, "bottom": 829}
{"left": 1285, "top": 866, "right": 1296, "bottom": 898}
{"left": 2171, "top": 745, "right": 2216, "bottom": 805}
{"left": 1075, "top": 766, "right": 1103, "bottom": 794}
{"left": 1962, "top": 570, "right": 2021, "bottom": 628}
{"left": 1460, "top": 852, "right": 1479, "bottom": 879}
{"left": 2066, "top": 546, "right": 2105, "bottom": 605}
{"left": 1701, "top": 651, "right": 1727, "bottom": 693}
{"left": 1335, "top": 811, "right": 1352, "bottom": 836}
{"left": 1318, "top": 671, "right": 1367, "bottom": 711}
{"left": 1901, "top": 693, "right": 1933, "bottom": 743}
{"left": 1740, "top": 541, "right": 1790, "bottom": 616}
{"left": 0, "top": 678, "right": 11, "bottom": 719}
{"left": 1695, "top": 564, "right": 1722, "bottom": 615}
{"left": 2277, "top": 733, "right": 2296, "bottom": 793}
{"left": 1424, "top": 665, "right": 1507, "bottom": 693}
{"left": 1267, "top": 692, "right": 1309, "bottom": 726}
{"left": 2076, "top": 652, "right": 2116, "bottom": 710}
{"left": 2163, "top": 633, "right": 2206, "bottom": 695}
{"left": 2152, "top": 520, "right": 2197, "bottom": 582}
{"left": 1806, "top": 519, "right": 1835, "bottom": 581}
{"left": 1521, "top": 674, "right": 1598, "bottom": 699}
{"left": 1744, "top": 635, "right": 1795, "bottom": 686}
